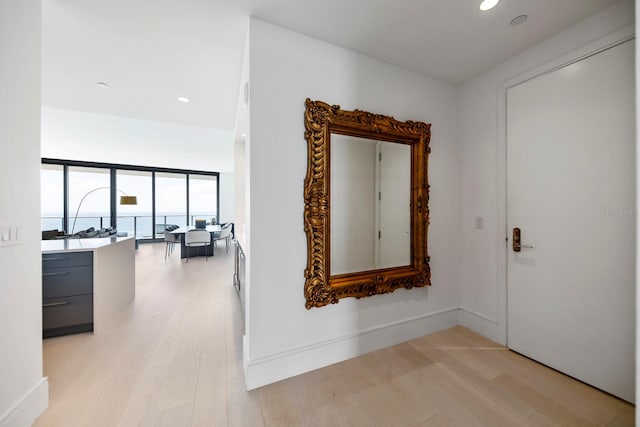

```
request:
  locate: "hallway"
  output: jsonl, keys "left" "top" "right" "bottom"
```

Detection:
{"left": 35, "top": 243, "right": 634, "bottom": 426}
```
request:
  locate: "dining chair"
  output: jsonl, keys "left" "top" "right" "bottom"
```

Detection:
{"left": 184, "top": 229, "right": 212, "bottom": 262}
{"left": 163, "top": 225, "right": 181, "bottom": 260}
{"left": 213, "top": 223, "right": 232, "bottom": 253}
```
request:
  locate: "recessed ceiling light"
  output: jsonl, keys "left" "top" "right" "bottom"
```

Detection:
{"left": 177, "top": 96, "right": 190, "bottom": 103}
{"left": 479, "top": 0, "right": 499, "bottom": 11}
{"left": 242, "top": 133, "right": 246, "bottom": 138}
{"left": 97, "top": 82, "right": 110, "bottom": 88}
{"left": 511, "top": 14, "right": 527, "bottom": 25}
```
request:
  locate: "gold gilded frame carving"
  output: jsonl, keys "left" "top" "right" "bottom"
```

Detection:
{"left": 303, "top": 99, "right": 431, "bottom": 309}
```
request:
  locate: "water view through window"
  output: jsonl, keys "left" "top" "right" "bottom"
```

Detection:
{"left": 41, "top": 164, "right": 64, "bottom": 231}
{"left": 117, "top": 170, "right": 153, "bottom": 239}
{"left": 189, "top": 174, "right": 218, "bottom": 225}
{"left": 68, "top": 166, "right": 111, "bottom": 233}
{"left": 40, "top": 161, "right": 219, "bottom": 240}
{"left": 155, "top": 172, "right": 187, "bottom": 238}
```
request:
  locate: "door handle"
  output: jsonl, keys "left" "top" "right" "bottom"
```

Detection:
{"left": 512, "top": 227, "right": 533, "bottom": 252}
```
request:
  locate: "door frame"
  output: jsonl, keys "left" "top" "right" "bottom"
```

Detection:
{"left": 495, "top": 25, "right": 635, "bottom": 346}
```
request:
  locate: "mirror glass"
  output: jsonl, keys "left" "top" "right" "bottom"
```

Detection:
{"left": 330, "top": 134, "right": 411, "bottom": 275}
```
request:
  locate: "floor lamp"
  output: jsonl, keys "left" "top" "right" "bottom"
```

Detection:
{"left": 70, "top": 187, "right": 138, "bottom": 234}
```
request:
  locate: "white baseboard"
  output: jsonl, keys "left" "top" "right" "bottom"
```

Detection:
{"left": 244, "top": 307, "right": 459, "bottom": 390}
{"left": 0, "top": 377, "right": 48, "bottom": 427}
{"left": 458, "top": 307, "right": 503, "bottom": 344}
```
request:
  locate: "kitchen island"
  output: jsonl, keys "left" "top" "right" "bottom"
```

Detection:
{"left": 42, "top": 237, "right": 135, "bottom": 337}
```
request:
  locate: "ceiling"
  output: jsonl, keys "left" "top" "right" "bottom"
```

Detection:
{"left": 42, "top": 0, "right": 620, "bottom": 132}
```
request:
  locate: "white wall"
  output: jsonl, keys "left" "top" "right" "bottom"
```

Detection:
{"left": 636, "top": 1, "right": 640, "bottom": 420}
{"left": 219, "top": 172, "right": 234, "bottom": 223}
{"left": 0, "top": 1, "right": 49, "bottom": 426}
{"left": 245, "top": 18, "right": 460, "bottom": 388}
{"left": 234, "top": 139, "right": 246, "bottom": 236}
{"left": 458, "top": 0, "right": 635, "bottom": 343}
{"left": 233, "top": 27, "right": 249, "bottom": 242}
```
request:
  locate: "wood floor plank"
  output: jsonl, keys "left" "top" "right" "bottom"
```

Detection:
{"left": 420, "top": 363, "right": 523, "bottom": 426}
{"left": 490, "top": 350, "right": 622, "bottom": 425}
{"left": 286, "top": 372, "right": 341, "bottom": 427}
{"left": 387, "top": 342, "right": 436, "bottom": 374}
{"left": 419, "top": 331, "right": 504, "bottom": 380}
{"left": 416, "top": 414, "right": 451, "bottom": 427}
{"left": 374, "top": 375, "right": 438, "bottom": 426}
{"left": 156, "top": 318, "right": 203, "bottom": 412}
{"left": 350, "top": 383, "right": 416, "bottom": 427}
{"left": 227, "top": 372, "right": 265, "bottom": 427}
{"left": 520, "top": 411, "right": 560, "bottom": 427}
{"left": 607, "top": 413, "right": 635, "bottom": 427}
{"left": 257, "top": 380, "right": 304, "bottom": 426}
{"left": 154, "top": 403, "right": 193, "bottom": 427}
{"left": 116, "top": 362, "right": 172, "bottom": 427}
{"left": 191, "top": 345, "right": 228, "bottom": 427}
{"left": 429, "top": 349, "right": 536, "bottom": 421}
{"left": 408, "top": 372, "right": 486, "bottom": 427}
{"left": 492, "top": 373, "right": 600, "bottom": 426}
{"left": 307, "top": 367, "right": 377, "bottom": 427}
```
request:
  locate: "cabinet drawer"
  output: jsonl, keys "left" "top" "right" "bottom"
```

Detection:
{"left": 42, "top": 265, "right": 93, "bottom": 299}
{"left": 42, "top": 251, "right": 93, "bottom": 269}
{"left": 43, "top": 294, "right": 93, "bottom": 331}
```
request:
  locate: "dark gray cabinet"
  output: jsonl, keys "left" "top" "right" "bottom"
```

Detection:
{"left": 42, "top": 252, "right": 92, "bottom": 269}
{"left": 42, "top": 266, "right": 93, "bottom": 299}
{"left": 42, "top": 251, "right": 94, "bottom": 338}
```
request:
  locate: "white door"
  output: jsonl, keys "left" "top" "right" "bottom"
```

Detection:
{"left": 378, "top": 141, "right": 411, "bottom": 269}
{"left": 330, "top": 135, "right": 376, "bottom": 275}
{"left": 506, "top": 40, "right": 635, "bottom": 402}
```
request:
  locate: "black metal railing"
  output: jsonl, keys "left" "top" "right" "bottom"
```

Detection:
{"left": 41, "top": 214, "right": 216, "bottom": 239}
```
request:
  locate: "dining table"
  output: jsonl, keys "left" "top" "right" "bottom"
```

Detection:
{"left": 170, "top": 224, "right": 222, "bottom": 259}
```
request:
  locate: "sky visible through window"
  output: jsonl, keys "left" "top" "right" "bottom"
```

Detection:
{"left": 68, "top": 166, "right": 110, "bottom": 232}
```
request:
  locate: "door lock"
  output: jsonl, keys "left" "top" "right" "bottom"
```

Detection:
{"left": 512, "top": 227, "right": 533, "bottom": 252}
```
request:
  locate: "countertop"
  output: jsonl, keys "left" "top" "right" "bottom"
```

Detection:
{"left": 42, "top": 236, "right": 134, "bottom": 254}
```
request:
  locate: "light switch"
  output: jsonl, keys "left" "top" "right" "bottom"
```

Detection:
{"left": 0, "top": 225, "right": 21, "bottom": 247}
{"left": 474, "top": 217, "right": 484, "bottom": 230}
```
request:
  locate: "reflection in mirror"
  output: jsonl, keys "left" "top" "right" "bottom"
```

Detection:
{"left": 330, "top": 135, "right": 410, "bottom": 275}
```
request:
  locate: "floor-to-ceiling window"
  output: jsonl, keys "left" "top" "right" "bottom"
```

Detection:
{"left": 155, "top": 172, "right": 187, "bottom": 238}
{"left": 41, "top": 159, "right": 220, "bottom": 241}
{"left": 116, "top": 170, "right": 153, "bottom": 239}
{"left": 68, "top": 166, "right": 111, "bottom": 233}
{"left": 189, "top": 174, "right": 218, "bottom": 225}
{"left": 41, "top": 164, "right": 64, "bottom": 231}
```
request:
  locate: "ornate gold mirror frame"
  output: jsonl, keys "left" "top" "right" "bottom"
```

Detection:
{"left": 303, "top": 99, "right": 431, "bottom": 309}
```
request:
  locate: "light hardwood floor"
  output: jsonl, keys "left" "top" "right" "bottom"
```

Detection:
{"left": 35, "top": 243, "right": 634, "bottom": 426}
